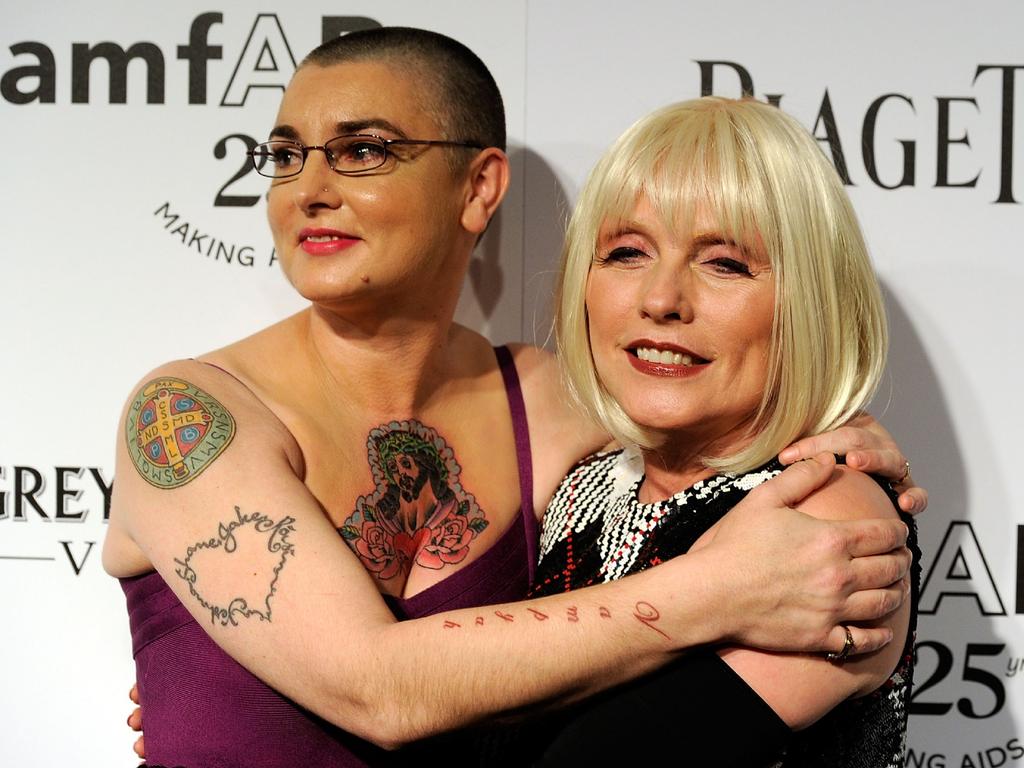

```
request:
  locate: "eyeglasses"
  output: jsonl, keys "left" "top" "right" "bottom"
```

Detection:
{"left": 247, "top": 134, "right": 485, "bottom": 178}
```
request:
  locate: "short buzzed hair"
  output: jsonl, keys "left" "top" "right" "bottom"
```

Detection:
{"left": 303, "top": 27, "right": 506, "bottom": 153}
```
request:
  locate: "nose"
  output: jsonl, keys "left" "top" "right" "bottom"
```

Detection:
{"left": 292, "top": 147, "right": 343, "bottom": 213}
{"left": 638, "top": 259, "right": 694, "bottom": 323}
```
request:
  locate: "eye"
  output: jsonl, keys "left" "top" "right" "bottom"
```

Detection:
{"left": 703, "top": 256, "right": 753, "bottom": 276}
{"left": 598, "top": 246, "right": 649, "bottom": 265}
{"left": 332, "top": 137, "right": 388, "bottom": 169}
{"left": 252, "top": 142, "right": 302, "bottom": 175}
{"left": 268, "top": 144, "right": 302, "bottom": 168}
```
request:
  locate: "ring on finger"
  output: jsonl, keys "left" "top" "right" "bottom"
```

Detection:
{"left": 896, "top": 460, "right": 911, "bottom": 485}
{"left": 826, "top": 625, "right": 855, "bottom": 663}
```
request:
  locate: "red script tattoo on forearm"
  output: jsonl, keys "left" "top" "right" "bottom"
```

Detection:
{"left": 632, "top": 601, "right": 669, "bottom": 640}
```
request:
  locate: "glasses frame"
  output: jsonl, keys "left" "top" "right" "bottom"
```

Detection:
{"left": 247, "top": 134, "right": 486, "bottom": 179}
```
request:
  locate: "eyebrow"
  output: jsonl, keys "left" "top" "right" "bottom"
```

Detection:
{"left": 691, "top": 234, "right": 739, "bottom": 249}
{"left": 268, "top": 119, "right": 409, "bottom": 142}
{"left": 691, "top": 233, "right": 764, "bottom": 262}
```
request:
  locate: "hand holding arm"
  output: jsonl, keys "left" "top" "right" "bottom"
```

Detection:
{"left": 693, "top": 453, "right": 910, "bottom": 655}
{"left": 778, "top": 413, "right": 927, "bottom": 514}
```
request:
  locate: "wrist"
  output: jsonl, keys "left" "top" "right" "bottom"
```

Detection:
{"left": 660, "top": 550, "right": 736, "bottom": 648}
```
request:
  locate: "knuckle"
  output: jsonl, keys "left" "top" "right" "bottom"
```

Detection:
{"left": 883, "top": 553, "right": 907, "bottom": 584}
{"left": 854, "top": 630, "right": 878, "bottom": 654}
{"left": 822, "top": 564, "right": 853, "bottom": 598}
{"left": 747, "top": 482, "right": 775, "bottom": 506}
{"left": 898, "top": 547, "right": 912, "bottom": 573}
{"left": 878, "top": 591, "right": 897, "bottom": 616}
{"left": 842, "top": 427, "right": 867, "bottom": 449}
{"left": 821, "top": 527, "right": 848, "bottom": 558}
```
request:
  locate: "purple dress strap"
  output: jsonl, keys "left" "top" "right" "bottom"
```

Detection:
{"left": 493, "top": 344, "right": 538, "bottom": 581}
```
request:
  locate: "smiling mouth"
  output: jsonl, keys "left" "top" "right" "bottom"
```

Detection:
{"left": 633, "top": 346, "right": 709, "bottom": 367}
{"left": 298, "top": 229, "right": 360, "bottom": 255}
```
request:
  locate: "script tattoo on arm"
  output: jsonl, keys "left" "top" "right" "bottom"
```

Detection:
{"left": 440, "top": 601, "right": 670, "bottom": 639}
{"left": 125, "top": 376, "right": 235, "bottom": 489}
{"left": 174, "top": 506, "right": 296, "bottom": 627}
{"left": 339, "top": 419, "right": 489, "bottom": 581}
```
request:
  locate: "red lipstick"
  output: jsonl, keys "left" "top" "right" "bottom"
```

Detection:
{"left": 298, "top": 228, "right": 360, "bottom": 255}
{"left": 626, "top": 340, "right": 710, "bottom": 378}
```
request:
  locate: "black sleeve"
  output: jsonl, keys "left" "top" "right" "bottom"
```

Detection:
{"left": 534, "top": 651, "right": 791, "bottom": 767}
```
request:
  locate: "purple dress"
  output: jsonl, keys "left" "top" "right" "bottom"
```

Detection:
{"left": 120, "top": 346, "right": 537, "bottom": 768}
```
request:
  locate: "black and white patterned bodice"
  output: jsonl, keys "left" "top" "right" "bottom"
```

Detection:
{"left": 532, "top": 448, "right": 920, "bottom": 768}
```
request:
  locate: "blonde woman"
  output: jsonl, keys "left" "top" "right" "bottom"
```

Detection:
{"left": 514, "top": 97, "right": 919, "bottom": 766}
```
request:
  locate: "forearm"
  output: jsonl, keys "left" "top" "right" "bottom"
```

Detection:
{"left": 289, "top": 552, "right": 727, "bottom": 747}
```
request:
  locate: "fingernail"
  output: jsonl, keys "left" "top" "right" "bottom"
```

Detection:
{"left": 779, "top": 447, "right": 797, "bottom": 463}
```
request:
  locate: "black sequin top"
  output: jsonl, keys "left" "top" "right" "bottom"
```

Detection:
{"left": 531, "top": 449, "right": 920, "bottom": 768}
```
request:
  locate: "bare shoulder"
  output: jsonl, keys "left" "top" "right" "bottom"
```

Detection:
{"left": 797, "top": 465, "right": 898, "bottom": 524}
{"left": 198, "top": 312, "right": 305, "bottom": 388}
{"left": 103, "top": 359, "right": 301, "bottom": 576}
{"left": 118, "top": 359, "right": 297, "bottom": 460}
{"left": 505, "top": 342, "right": 556, "bottom": 374}
{"left": 504, "top": 344, "right": 610, "bottom": 514}
{"left": 505, "top": 343, "right": 572, "bottom": 422}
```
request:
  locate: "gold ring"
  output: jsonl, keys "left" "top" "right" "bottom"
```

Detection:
{"left": 826, "top": 625, "right": 855, "bottom": 663}
{"left": 897, "top": 460, "right": 911, "bottom": 484}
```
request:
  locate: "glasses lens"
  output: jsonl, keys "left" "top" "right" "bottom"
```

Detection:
{"left": 252, "top": 142, "right": 303, "bottom": 178}
{"left": 327, "top": 136, "right": 388, "bottom": 173}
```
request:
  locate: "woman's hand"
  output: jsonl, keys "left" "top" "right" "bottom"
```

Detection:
{"left": 778, "top": 413, "right": 927, "bottom": 514}
{"left": 699, "top": 454, "right": 911, "bottom": 656}
{"left": 127, "top": 683, "right": 144, "bottom": 759}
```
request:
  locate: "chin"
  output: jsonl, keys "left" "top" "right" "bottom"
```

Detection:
{"left": 284, "top": 266, "right": 373, "bottom": 303}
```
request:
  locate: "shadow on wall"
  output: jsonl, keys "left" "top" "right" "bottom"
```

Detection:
{"left": 513, "top": 144, "right": 572, "bottom": 348}
{"left": 877, "top": 281, "right": 1020, "bottom": 754}
{"left": 460, "top": 143, "right": 569, "bottom": 345}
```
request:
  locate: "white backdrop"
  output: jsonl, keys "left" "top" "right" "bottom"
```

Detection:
{"left": 1, "top": 2, "right": 1021, "bottom": 766}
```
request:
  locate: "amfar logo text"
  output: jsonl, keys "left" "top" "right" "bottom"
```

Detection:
{"left": 0, "top": 13, "right": 379, "bottom": 107}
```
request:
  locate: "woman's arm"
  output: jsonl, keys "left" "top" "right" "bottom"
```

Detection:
{"left": 716, "top": 465, "right": 913, "bottom": 729}
{"left": 104, "top": 363, "right": 910, "bottom": 748}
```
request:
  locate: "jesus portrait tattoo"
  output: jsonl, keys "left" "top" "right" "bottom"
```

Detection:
{"left": 340, "top": 420, "right": 489, "bottom": 580}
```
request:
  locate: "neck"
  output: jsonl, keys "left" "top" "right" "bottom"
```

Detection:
{"left": 301, "top": 299, "right": 461, "bottom": 416}
{"left": 637, "top": 424, "right": 756, "bottom": 503}
{"left": 638, "top": 447, "right": 712, "bottom": 504}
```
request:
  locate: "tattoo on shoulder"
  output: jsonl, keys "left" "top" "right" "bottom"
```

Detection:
{"left": 125, "top": 376, "right": 235, "bottom": 489}
{"left": 175, "top": 506, "right": 296, "bottom": 627}
{"left": 339, "top": 419, "right": 489, "bottom": 581}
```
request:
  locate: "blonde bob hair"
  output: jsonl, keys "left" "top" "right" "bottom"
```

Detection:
{"left": 555, "top": 97, "right": 887, "bottom": 474}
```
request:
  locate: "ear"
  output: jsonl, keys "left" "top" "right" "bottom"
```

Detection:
{"left": 460, "top": 148, "right": 510, "bottom": 235}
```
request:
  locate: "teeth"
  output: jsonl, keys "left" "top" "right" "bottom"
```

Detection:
{"left": 306, "top": 234, "right": 340, "bottom": 242}
{"left": 636, "top": 347, "right": 696, "bottom": 366}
